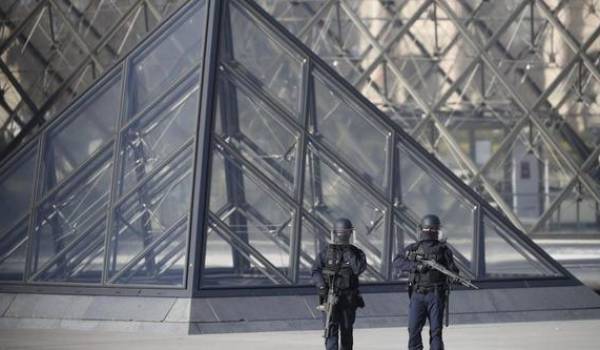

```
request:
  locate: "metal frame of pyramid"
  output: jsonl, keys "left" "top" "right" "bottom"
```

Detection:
{"left": 257, "top": 0, "right": 600, "bottom": 238}
{"left": 0, "top": 0, "right": 581, "bottom": 298}
{"left": 0, "top": 0, "right": 189, "bottom": 158}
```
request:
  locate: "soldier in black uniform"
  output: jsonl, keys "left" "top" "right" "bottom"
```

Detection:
{"left": 393, "top": 214, "right": 459, "bottom": 350}
{"left": 312, "top": 218, "right": 367, "bottom": 350}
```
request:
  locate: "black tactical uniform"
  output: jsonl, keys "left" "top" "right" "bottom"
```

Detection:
{"left": 393, "top": 215, "right": 459, "bottom": 350}
{"left": 312, "top": 218, "right": 367, "bottom": 350}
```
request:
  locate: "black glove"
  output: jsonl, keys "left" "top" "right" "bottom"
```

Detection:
{"left": 318, "top": 286, "right": 328, "bottom": 298}
{"left": 342, "top": 247, "right": 353, "bottom": 263}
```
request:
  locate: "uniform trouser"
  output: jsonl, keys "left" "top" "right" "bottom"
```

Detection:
{"left": 324, "top": 304, "right": 357, "bottom": 350}
{"left": 408, "top": 289, "right": 445, "bottom": 350}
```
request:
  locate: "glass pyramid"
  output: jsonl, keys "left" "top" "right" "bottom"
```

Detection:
{"left": 257, "top": 0, "right": 600, "bottom": 238}
{"left": 0, "top": 0, "right": 573, "bottom": 294}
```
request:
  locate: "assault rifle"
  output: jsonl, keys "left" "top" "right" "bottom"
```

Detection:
{"left": 415, "top": 255, "right": 479, "bottom": 290}
{"left": 316, "top": 274, "right": 339, "bottom": 338}
{"left": 412, "top": 253, "right": 479, "bottom": 327}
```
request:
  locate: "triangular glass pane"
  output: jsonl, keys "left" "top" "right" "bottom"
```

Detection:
{"left": 533, "top": 181, "right": 600, "bottom": 235}
{"left": 303, "top": 144, "right": 387, "bottom": 281}
{"left": 225, "top": 1, "right": 305, "bottom": 118}
{"left": 298, "top": 216, "right": 328, "bottom": 285}
{"left": 397, "top": 144, "right": 476, "bottom": 271}
{"left": 0, "top": 146, "right": 38, "bottom": 231}
{"left": 31, "top": 149, "right": 112, "bottom": 282}
{"left": 441, "top": 104, "right": 518, "bottom": 170}
{"left": 313, "top": 71, "right": 391, "bottom": 193}
{"left": 483, "top": 213, "right": 561, "bottom": 277}
{"left": 44, "top": 72, "right": 122, "bottom": 192}
{"left": 203, "top": 145, "right": 294, "bottom": 287}
{"left": 107, "top": 147, "right": 194, "bottom": 286}
{"left": 128, "top": 1, "right": 207, "bottom": 118}
{"left": 203, "top": 218, "right": 291, "bottom": 287}
{"left": 413, "top": 121, "right": 470, "bottom": 178}
{"left": 482, "top": 125, "right": 575, "bottom": 228}
{"left": 31, "top": 219, "right": 106, "bottom": 283}
{"left": 120, "top": 74, "right": 201, "bottom": 193}
{"left": 391, "top": 214, "right": 417, "bottom": 282}
{"left": 0, "top": 218, "right": 29, "bottom": 281}
{"left": 109, "top": 219, "right": 187, "bottom": 286}
{"left": 356, "top": 59, "right": 424, "bottom": 121}
{"left": 214, "top": 74, "right": 299, "bottom": 195}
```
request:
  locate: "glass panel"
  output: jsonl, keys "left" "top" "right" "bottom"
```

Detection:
{"left": 107, "top": 147, "right": 194, "bottom": 286}
{"left": 303, "top": 145, "right": 387, "bottom": 281}
{"left": 0, "top": 219, "right": 29, "bottom": 281}
{"left": 414, "top": 122, "right": 469, "bottom": 178}
{"left": 45, "top": 73, "right": 122, "bottom": 191}
{"left": 226, "top": 2, "right": 304, "bottom": 118}
{"left": 214, "top": 75, "right": 299, "bottom": 194}
{"left": 32, "top": 219, "right": 107, "bottom": 284}
{"left": 129, "top": 1, "right": 207, "bottom": 117}
{"left": 398, "top": 145, "right": 476, "bottom": 270}
{"left": 121, "top": 74, "right": 200, "bottom": 193}
{"left": 483, "top": 214, "right": 560, "bottom": 277}
{"left": 483, "top": 126, "right": 575, "bottom": 229}
{"left": 535, "top": 182, "right": 600, "bottom": 235}
{"left": 298, "top": 217, "right": 328, "bottom": 285}
{"left": 391, "top": 214, "right": 418, "bottom": 281}
{"left": 313, "top": 73, "right": 391, "bottom": 193}
{"left": 202, "top": 224, "right": 234, "bottom": 287}
{"left": 30, "top": 150, "right": 113, "bottom": 283}
{"left": 0, "top": 146, "right": 38, "bottom": 233}
{"left": 202, "top": 145, "right": 294, "bottom": 287}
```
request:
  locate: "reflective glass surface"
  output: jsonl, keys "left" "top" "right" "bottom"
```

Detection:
{"left": 304, "top": 145, "right": 387, "bottom": 280}
{"left": 129, "top": 1, "right": 207, "bottom": 117}
{"left": 258, "top": 0, "right": 600, "bottom": 241}
{"left": 483, "top": 214, "right": 560, "bottom": 277}
{"left": 0, "top": 219, "right": 29, "bottom": 281}
{"left": 214, "top": 75, "right": 299, "bottom": 195}
{"left": 313, "top": 73, "right": 391, "bottom": 193}
{"left": 0, "top": 147, "right": 38, "bottom": 233}
{"left": 0, "top": 0, "right": 208, "bottom": 289}
{"left": 31, "top": 150, "right": 113, "bottom": 283}
{"left": 0, "top": 0, "right": 576, "bottom": 293}
{"left": 226, "top": 2, "right": 304, "bottom": 118}
{"left": 107, "top": 149, "right": 194, "bottom": 286}
{"left": 398, "top": 145, "right": 476, "bottom": 269}
{"left": 199, "top": 0, "right": 571, "bottom": 289}
{"left": 298, "top": 216, "right": 328, "bottom": 284}
{"left": 44, "top": 73, "right": 122, "bottom": 191}
{"left": 203, "top": 145, "right": 294, "bottom": 287}
{"left": 121, "top": 75, "right": 201, "bottom": 193}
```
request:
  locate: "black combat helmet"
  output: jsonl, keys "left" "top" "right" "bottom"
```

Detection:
{"left": 419, "top": 214, "right": 441, "bottom": 241}
{"left": 332, "top": 218, "right": 353, "bottom": 245}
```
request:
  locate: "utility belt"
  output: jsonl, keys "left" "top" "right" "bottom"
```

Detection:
{"left": 413, "top": 283, "right": 447, "bottom": 295}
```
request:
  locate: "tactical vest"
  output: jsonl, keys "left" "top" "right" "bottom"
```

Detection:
{"left": 322, "top": 245, "right": 359, "bottom": 291}
{"left": 409, "top": 241, "right": 447, "bottom": 288}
